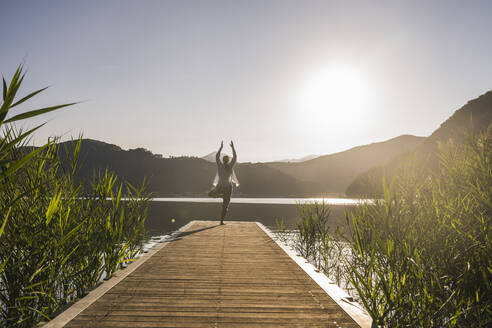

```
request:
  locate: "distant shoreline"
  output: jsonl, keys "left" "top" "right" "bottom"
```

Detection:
{"left": 147, "top": 197, "right": 373, "bottom": 205}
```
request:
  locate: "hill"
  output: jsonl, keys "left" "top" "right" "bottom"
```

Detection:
{"left": 266, "top": 135, "right": 425, "bottom": 194}
{"left": 58, "top": 139, "right": 319, "bottom": 197}
{"left": 275, "top": 154, "right": 319, "bottom": 163}
{"left": 201, "top": 151, "right": 233, "bottom": 163}
{"left": 55, "top": 134, "right": 426, "bottom": 197}
{"left": 346, "top": 90, "right": 492, "bottom": 196}
{"left": 201, "top": 152, "right": 319, "bottom": 163}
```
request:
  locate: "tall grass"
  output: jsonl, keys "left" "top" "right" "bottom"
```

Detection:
{"left": 279, "top": 130, "right": 491, "bottom": 327}
{"left": 279, "top": 202, "right": 348, "bottom": 288}
{"left": 345, "top": 130, "right": 491, "bottom": 327}
{"left": 0, "top": 67, "right": 151, "bottom": 327}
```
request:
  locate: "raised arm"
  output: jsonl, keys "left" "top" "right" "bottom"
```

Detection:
{"left": 230, "top": 141, "right": 237, "bottom": 166}
{"left": 216, "top": 141, "right": 223, "bottom": 165}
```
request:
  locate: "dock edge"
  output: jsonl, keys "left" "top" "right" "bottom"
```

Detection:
{"left": 256, "top": 222, "right": 373, "bottom": 328}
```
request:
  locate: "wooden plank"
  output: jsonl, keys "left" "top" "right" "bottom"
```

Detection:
{"left": 52, "top": 221, "right": 363, "bottom": 327}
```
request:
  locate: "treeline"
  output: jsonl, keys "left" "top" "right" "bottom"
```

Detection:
{"left": 56, "top": 139, "right": 321, "bottom": 197}
{"left": 54, "top": 134, "right": 427, "bottom": 198}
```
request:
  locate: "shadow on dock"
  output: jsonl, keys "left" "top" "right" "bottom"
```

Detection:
{"left": 169, "top": 223, "right": 221, "bottom": 241}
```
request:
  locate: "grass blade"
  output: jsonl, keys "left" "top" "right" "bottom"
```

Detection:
{"left": 3, "top": 102, "right": 77, "bottom": 123}
{"left": 10, "top": 86, "right": 49, "bottom": 108}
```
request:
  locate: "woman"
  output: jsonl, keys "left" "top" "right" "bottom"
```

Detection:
{"left": 208, "top": 140, "right": 239, "bottom": 225}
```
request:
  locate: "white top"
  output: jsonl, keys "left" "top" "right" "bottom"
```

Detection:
{"left": 212, "top": 146, "right": 239, "bottom": 187}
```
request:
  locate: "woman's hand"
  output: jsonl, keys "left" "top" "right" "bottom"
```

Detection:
{"left": 216, "top": 141, "right": 223, "bottom": 163}
{"left": 230, "top": 140, "right": 237, "bottom": 165}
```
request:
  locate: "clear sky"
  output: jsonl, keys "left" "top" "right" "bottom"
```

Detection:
{"left": 1, "top": 0, "right": 491, "bottom": 162}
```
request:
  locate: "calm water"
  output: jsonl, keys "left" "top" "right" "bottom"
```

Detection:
{"left": 152, "top": 197, "right": 368, "bottom": 205}
{"left": 145, "top": 198, "right": 368, "bottom": 236}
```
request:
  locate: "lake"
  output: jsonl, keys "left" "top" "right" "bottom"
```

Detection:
{"left": 145, "top": 198, "right": 370, "bottom": 236}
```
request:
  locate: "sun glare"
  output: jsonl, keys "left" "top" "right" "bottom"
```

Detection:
{"left": 300, "top": 66, "right": 372, "bottom": 128}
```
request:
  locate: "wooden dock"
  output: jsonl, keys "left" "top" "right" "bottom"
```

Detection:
{"left": 46, "top": 221, "right": 369, "bottom": 327}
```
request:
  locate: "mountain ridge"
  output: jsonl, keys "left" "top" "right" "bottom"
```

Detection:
{"left": 346, "top": 90, "right": 492, "bottom": 196}
{"left": 55, "top": 133, "right": 424, "bottom": 197}
{"left": 201, "top": 152, "right": 319, "bottom": 163}
{"left": 57, "top": 139, "right": 319, "bottom": 197}
{"left": 266, "top": 134, "right": 425, "bottom": 193}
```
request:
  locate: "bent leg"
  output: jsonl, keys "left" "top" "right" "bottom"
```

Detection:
{"left": 208, "top": 187, "right": 222, "bottom": 198}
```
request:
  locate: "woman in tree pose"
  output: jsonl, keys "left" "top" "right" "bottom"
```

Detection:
{"left": 208, "top": 140, "right": 239, "bottom": 224}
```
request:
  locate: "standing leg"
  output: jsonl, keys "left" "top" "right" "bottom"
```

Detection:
{"left": 220, "top": 185, "right": 232, "bottom": 225}
{"left": 220, "top": 196, "right": 229, "bottom": 225}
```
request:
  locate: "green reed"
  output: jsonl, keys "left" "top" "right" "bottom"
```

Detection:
{"left": 277, "top": 201, "right": 348, "bottom": 287}
{"left": 278, "top": 130, "right": 491, "bottom": 327}
{"left": 0, "top": 67, "right": 151, "bottom": 327}
{"left": 1, "top": 64, "right": 76, "bottom": 284}
{"left": 344, "top": 131, "right": 491, "bottom": 327}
